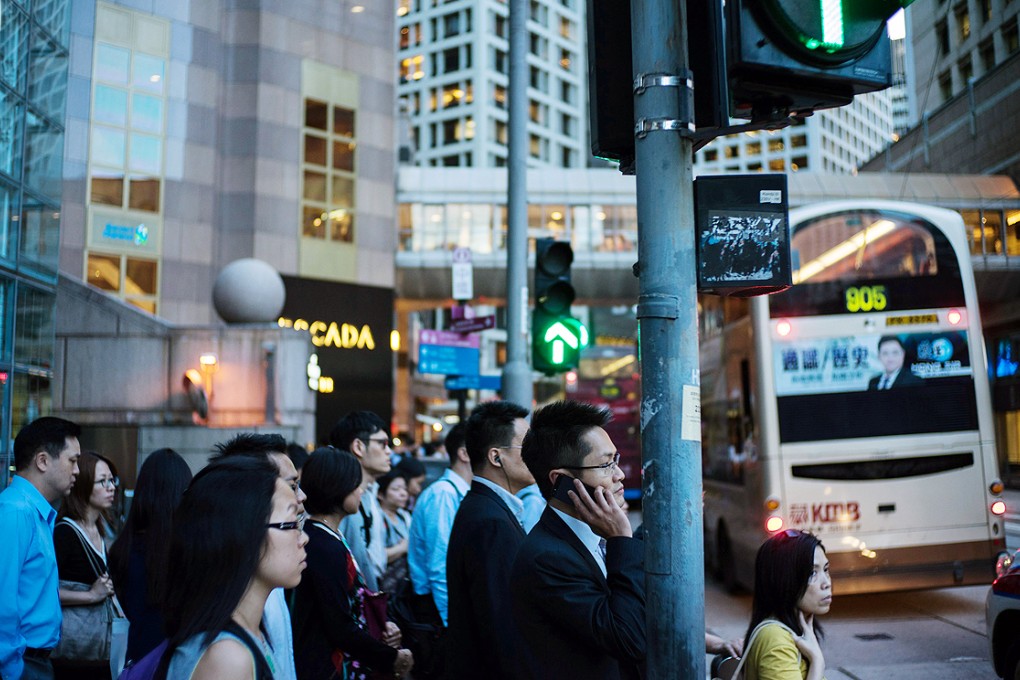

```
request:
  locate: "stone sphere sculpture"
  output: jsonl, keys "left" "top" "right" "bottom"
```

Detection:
{"left": 212, "top": 258, "right": 286, "bottom": 323}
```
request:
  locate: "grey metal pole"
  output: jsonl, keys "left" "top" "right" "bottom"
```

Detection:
{"left": 630, "top": 0, "right": 704, "bottom": 677}
{"left": 502, "top": 0, "right": 533, "bottom": 409}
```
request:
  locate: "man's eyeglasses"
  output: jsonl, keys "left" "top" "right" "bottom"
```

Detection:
{"left": 94, "top": 477, "right": 119, "bottom": 489}
{"left": 563, "top": 452, "right": 621, "bottom": 477}
{"left": 267, "top": 513, "right": 307, "bottom": 533}
{"left": 360, "top": 436, "right": 393, "bottom": 449}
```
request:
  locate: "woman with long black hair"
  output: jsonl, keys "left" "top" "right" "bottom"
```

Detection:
{"left": 292, "top": 447, "right": 414, "bottom": 679}
{"left": 108, "top": 448, "right": 192, "bottom": 663}
{"left": 160, "top": 455, "right": 308, "bottom": 679}
{"left": 740, "top": 530, "right": 832, "bottom": 680}
{"left": 53, "top": 451, "right": 119, "bottom": 680}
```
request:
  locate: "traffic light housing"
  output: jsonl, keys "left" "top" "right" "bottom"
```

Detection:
{"left": 726, "top": 0, "right": 902, "bottom": 120}
{"left": 532, "top": 239, "right": 586, "bottom": 374}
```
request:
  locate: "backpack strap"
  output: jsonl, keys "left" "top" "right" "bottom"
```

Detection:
{"left": 437, "top": 477, "right": 465, "bottom": 502}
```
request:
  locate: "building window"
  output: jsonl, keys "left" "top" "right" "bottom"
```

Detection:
{"left": 494, "top": 13, "right": 507, "bottom": 38}
{"left": 559, "top": 17, "right": 573, "bottom": 39}
{"left": 495, "top": 119, "right": 508, "bottom": 145}
{"left": 443, "top": 12, "right": 460, "bottom": 38}
{"left": 443, "top": 47, "right": 460, "bottom": 73}
{"left": 85, "top": 251, "right": 158, "bottom": 313}
{"left": 301, "top": 99, "right": 356, "bottom": 243}
{"left": 494, "top": 84, "right": 507, "bottom": 108}
{"left": 938, "top": 70, "right": 953, "bottom": 101}
{"left": 400, "top": 54, "right": 425, "bottom": 82}
{"left": 560, "top": 49, "right": 572, "bottom": 71}
{"left": 493, "top": 48, "right": 507, "bottom": 74}
{"left": 935, "top": 19, "right": 950, "bottom": 55}
{"left": 955, "top": 3, "right": 970, "bottom": 42}
{"left": 561, "top": 113, "right": 573, "bottom": 136}
{"left": 790, "top": 134, "right": 807, "bottom": 148}
{"left": 980, "top": 0, "right": 992, "bottom": 22}
{"left": 979, "top": 39, "right": 996, "bottom": 72}
{"left": 88, "top": 43, "right": 166, "bottom": 215}
{"left": 746, "top": 141, "right": 761, "bottom": 155}
{"left": 791, "top": 156, "right": 808, "bottom": 171}
{"left": 1005, "top": 18, "right": 1020, "bottom": 54}
{"left": 560, "top": 80, "right": 574, "bottom": 105}
{"left": 768, "top": 159, "right": 785, "bottom": 171}
{"left": 959, "top": 56, "right": 973, "bottom": 83}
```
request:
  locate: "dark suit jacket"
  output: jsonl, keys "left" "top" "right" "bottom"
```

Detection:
{"left": 445, "top": 481, "right": 528, "bottom": 680}
{"left": 510, "top": 507, "right": 645, "bottom": 680}
{"left": 868, "top": 369, "right": 923, "bottom": 389}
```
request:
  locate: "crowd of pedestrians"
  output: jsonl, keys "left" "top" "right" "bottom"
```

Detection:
{"left": 0, "top": 402, "right": 831, "bottom": 680}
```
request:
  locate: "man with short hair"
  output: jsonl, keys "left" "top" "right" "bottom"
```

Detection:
{"left": 407, "top": 422, "right": 470, "bottom": 625}
{"left": 328, "top": 411, "right": 393, "bottom": 591}
{"left": 445, "top": 401, "right": 532, "bottom": 680}
{"left": 0, "top": 417, "right": 82, "bottom": 680}
{"left": 510, "top": 400, "right": 645, "bottom": 679}
{"left": 211, "top": 432, "right": 307, "bottom": 680}
{"left": 868, "top": 335, "right": 922, "bottom": 389}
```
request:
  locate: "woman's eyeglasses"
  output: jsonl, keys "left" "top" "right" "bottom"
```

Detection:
{"left": 94, "top": 477, "right": 119, "bottom": 489}
{"left": 267, "top": 513, "right": 307, "bottom": 532}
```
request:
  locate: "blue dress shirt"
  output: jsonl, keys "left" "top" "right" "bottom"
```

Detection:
{"left": 515, "top": 483, "right": 546, "bottom": 533}
{"left": 406, "top": 469, "right": 470, "bottom": 625}
{"left": 0, "top": 476, "right": 62, "bottom": 680}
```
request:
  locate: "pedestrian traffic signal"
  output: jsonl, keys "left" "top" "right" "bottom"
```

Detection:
{"left": 726, "top": 0, "right": 908, "bottom": 120}
{"left": 532, "top": 239, "right": 586, "bottom": 374}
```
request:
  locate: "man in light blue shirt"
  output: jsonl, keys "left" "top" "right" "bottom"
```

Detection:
{"left": 0, "top": 417, "right": 82, "bottom": 680}
{"left": 407, "top": 423, "right": 471, "bottom": 624}
{"left": 515, "top": 483, "right": 545, "bottom": 532}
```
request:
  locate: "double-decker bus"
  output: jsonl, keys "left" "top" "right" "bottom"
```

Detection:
{"left": 702, "top": 201, "right": 1008, "bottom": 594}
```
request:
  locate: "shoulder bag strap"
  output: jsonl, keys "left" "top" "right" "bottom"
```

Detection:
{"left": 59, "top": 518, "right": 106, "bottom": 582}
{"left": 439, "top": 477, "right": 465, "bottom": 502}
{"left": 730, "top": 619, "right": 792, "bottom": 679}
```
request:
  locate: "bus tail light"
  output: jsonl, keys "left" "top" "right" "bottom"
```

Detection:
{"left": 776, "top": 319, "right": 792, "bottom": 337}
{"left": 991, "top": 480, "right": 1005, "bottom": 495}
{"left": 992, "top": 500, "right": 1007, "bottom": 516}
{"left": 947, "top": 309, "right": 963, "bottom": 325}
{"left": 765, "top": 497, "right": 780, "bottom": 511}
{"left": 765, "top": 516, "right": 784, "bottom": 532}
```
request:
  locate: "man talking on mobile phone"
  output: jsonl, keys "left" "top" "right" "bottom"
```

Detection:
{"left": 509, "top": 400, "right": 645, "bottom": 680}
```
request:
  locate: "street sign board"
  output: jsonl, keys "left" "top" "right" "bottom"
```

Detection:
{"left": 418, "top": 329, "right": 480, "bottom": 376}
{"left": 452, "top": 247, "right": 473, "bottom": 300}
{"left": 449, "top": 315, "right": 496, "bottom": 334}
{"left": 445, "top": 374, "right": 503, "bottom": 391}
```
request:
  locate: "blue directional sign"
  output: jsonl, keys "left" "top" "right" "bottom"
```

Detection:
{"left": 418, "top": 344, "right": 480, "bottom": 376}
{"left": 445, "top": 374, "right": 502, "bottom": 391}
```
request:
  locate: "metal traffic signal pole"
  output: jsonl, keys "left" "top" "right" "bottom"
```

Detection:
{"left": 501, "top": 0, "right": 533, "bottom": 409}
{"left": 631, "top": 0, "right": 704, "bottom": 677}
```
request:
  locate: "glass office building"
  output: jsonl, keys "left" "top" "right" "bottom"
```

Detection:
{"left": 0, "top": 0, "right": 71, "bottom": 483}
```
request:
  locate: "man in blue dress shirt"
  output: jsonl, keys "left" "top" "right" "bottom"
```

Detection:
{"left": 407, "top": 422, "right": 471, "bottom": 625}
{"left": 0, "top": 417, "right": 82, "bottom": 680}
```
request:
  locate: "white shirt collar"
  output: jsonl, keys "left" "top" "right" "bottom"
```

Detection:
{"left": 550, "top": 506, "right": 607, "bottom": 577}
{"left": 474, "top": 476, "right": 526, "bottom": 526}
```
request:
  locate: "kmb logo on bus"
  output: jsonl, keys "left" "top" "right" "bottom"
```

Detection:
{"left": 790, "top": 502, "right": 861, "bottom": 525}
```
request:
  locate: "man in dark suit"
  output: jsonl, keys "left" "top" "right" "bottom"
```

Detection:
{"left": 510, "top": 401, "right": 645, "bottom": 680}
{"left": 868, "top": 335, "right": 923, "bottom": 389}
{"left": 445, "top": 400, "right": 532, "bottom": 680}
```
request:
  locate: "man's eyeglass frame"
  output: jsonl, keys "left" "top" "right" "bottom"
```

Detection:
{"left": 562, "top": 452, "right": 621, "bottom": 475}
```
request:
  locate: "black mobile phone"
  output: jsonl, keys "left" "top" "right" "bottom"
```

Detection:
{"left": 552, "top": 474, "right": 599, "bottom": 505}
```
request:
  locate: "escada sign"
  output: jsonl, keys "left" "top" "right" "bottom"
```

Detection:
{"left": 279, "top": 317, "right": 376, "bottom": 350}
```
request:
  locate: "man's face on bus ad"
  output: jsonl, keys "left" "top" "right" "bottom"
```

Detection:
{"left": 878, "top": 339, "right": 905, "bottom": 375}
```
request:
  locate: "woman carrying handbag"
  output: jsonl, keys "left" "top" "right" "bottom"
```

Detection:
{"left": 52, "top": 451, "right": 129, "bottom": 680}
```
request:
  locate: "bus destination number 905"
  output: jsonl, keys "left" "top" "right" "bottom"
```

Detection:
{"left": 845, "top": 285, "right": 887, "bottom": 313}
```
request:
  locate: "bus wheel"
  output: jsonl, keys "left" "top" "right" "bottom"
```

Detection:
{"left": 1006, "top": 640, "right": 1020, "bottom": 680}
{"left": 717, "top": 526, "right": 739, "bottom": 593}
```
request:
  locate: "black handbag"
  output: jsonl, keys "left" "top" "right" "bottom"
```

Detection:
{"left": 51, "top": 519, "right": 117, "bottom": 664}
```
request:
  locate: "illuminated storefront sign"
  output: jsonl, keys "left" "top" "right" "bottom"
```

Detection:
{"left": 279, "top": 317, "right": 376, "bottom": 350}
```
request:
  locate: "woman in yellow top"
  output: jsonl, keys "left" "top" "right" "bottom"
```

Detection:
{"left": 741, "top": 529, "right": 832, "bottom": 680}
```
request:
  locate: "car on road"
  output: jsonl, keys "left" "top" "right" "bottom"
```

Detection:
{"left": 987, "top": 552, "right": 1020, "bottom": 679}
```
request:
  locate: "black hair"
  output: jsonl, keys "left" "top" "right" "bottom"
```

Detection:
{"left": 162, "top": 456, "right": 279, "bottom": 648}
{"left": 210, "top": 432, "right": 287, "bottom": 462}
{"left": 395, "top": 456, "right": 425, "bottom": 481}
{"left": 877, "top": 335, "right": 906, "bottom": 352}
{"left": 328, "top": 411, "right": 388, "bottom": 452}
{"left": 377, "top": 469, "right": 407, "bottom": 496}
{"left": 443, "top": 422, "right": 467, "bottom": 467}
{"left": 301, "top": 447, "right": 364, "bottom": 516}
{"left": 745, "top": 530, "right": 826, "bottom": 644}
{"left": 522, "top": 401, "right": 611, "bottom": 498}
{"left": 464, "top": 400, "right": 529, "bottom": 472}
{"left": 109, "top": 448, "right": 192, "bottom": 606}
{"left": 59, "top": 451, "right": 118, "bottom": 534}
{"left": 287, "top": 442, "right": 310, "bottom": 471}
{"left": 13, "top": 416, "right": 81, "bottom": 471}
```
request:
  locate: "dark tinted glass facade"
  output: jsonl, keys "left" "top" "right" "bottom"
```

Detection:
{"left": 0, "top": 0, "right": 70, "bottom": 483}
